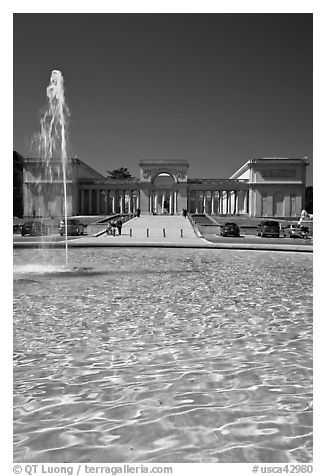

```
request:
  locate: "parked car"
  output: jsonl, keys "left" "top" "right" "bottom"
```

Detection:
{"left": 257, "top": 220, "right": 280, "bottom": 238}
{"left": 58, "top": 218, "right": 84, "bottom": 236}
{"left": 220, "top": 222, "right": 240, "bottom": 237}
{"left": 21, "top": 221, "right": 49, "bottom": 236}
{"left": 284, "top": 224, "right": 310, "bottom": 239}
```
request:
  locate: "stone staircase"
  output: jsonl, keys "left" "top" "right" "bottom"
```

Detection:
{"left": 121, "top": 215, "right": 198, "bottom": 239}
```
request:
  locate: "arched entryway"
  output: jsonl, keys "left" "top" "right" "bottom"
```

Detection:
{"left": 151, "top": 173, "right": 176, "bottom": 214}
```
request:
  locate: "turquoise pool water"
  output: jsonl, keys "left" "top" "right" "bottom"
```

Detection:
{"left": 13, "top": 248, "right": 313, "bottom": 463}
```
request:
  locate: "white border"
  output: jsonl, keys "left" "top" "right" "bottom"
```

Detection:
{"left": 5, "top": 2, "right": 324, "bottom": 475}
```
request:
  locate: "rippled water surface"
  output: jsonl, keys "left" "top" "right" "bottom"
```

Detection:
{"left": 13, "top": 248, "right": 313, "bottom": 463}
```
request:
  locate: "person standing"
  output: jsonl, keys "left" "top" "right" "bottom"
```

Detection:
{"left": 116, "top": 218, "right": 123, "bottom": 235}
{"left": 136, "top": 208, "right": 141, "bottom": 218}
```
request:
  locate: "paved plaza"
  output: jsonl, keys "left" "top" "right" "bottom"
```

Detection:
{"left": 13, "top": 215, "right": 313, "bottom": 252}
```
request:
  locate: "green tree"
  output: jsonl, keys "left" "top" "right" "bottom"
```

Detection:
{"left": 305, "top": 186, "right": 313, "bottom": 214}
{"left": 13, "top": 151, "right": 24, "bottom": 217}
{"left": 106, "top": 167, "right": 134, "bottom": 180}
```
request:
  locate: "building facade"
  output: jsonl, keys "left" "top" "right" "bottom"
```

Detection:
{"left": 22, "top": 157, "right": 309, "bottom": 219}
{"left": 229, "top": 157, "right": 309, "bottom": 218}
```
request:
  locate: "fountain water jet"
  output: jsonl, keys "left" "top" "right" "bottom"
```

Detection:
{"left": 36, "top": 70, "right": 70, "bottom": 265}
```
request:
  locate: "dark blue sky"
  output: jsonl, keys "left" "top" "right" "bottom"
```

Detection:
{"left": 13, "top": 13, "right": 313, "bottom": 184}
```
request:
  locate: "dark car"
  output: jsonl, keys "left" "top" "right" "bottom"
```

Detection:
{"left": 257, "top": 220, "right": 280, "bottom": 238}
{"left": 284, "top": 224, "right": 310, "bottom": 239}
{"left": 58, "top": 218, "right": 84, "bottom": 236}
{"left": 21, "top": 221, "right": 49, "bottom": 236}
{"left": 220, "top": 222, "right": 240, "bottom": 237}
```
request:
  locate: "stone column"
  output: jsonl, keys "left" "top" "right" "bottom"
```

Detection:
{"left": 169, "top": 192, "right": 173, "bottom": 214}
{"left": 235, "top": 191, "right": 239, "bottom": 214}
{"left": 120, "top": 191, "right": 123, "bottom": 213}
{"left": 211, "top": 191, "right": 214, "bottom": 214}
{"left": 133, "top": 191, "right": 136, "bottom": 213}
{"left": 162, "top": 192, "right": 165, "bottom": 213}
{"left": 128, "top": 192, "right": 131, "bottom": 213}
{"left": 174, "top": 191, "right": 178, "bottom": 214}
{"left": 195, "top": 192, "right": 199, "bottom": 213}
{"left": 203, "top": 193, "right": 207, "bottom": 213}
{"left": 117, "top": 192, "right": 120, "bottom": 213}
{"left": 119, "top": 192, "right": 123, "bottom": 213}
{"left": 112, "top": 192, "right": 116, "bottom": 214}
{"left": 154, "top": 193, "right": 158, "bottom": 214}
{"left": 106, "top": 191, "right": 110, "bottom": 214}
{"left": 149, "top": 190, "right": 153, "bottom": 213}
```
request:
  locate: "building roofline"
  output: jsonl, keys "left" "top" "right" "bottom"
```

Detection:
{"left": 73, "top": 158, "right": 104, "bottom": 178}
{"left": 139, "top": 159, "right": 189, "bottom": 166}
{"left": 251, "top": 157, "right": 309, "bottom": 163}
{"left": 23, "top": 156, "right": 104, "bottom": 178}
{"left": 230, "top": 157, "right": 310, "bottom": 179}
{"left": 229, "top": 161, "right": 251, "bottom": 179}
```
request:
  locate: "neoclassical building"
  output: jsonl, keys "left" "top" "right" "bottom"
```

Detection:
{"left": 22, "top": 156, "right": 309, "bottom": 219}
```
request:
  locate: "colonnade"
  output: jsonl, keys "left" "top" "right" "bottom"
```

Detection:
{"left": 149, "top": 190, "right": 178, "bottom": 214}
{"left": 188, "top": 189, "right": 249, "bottom": 215}
{"left": 78, "top": 187, "right": 249, "bottom": 215}
{"left": 79, "top": 189, "right": 139, "bottom": 215}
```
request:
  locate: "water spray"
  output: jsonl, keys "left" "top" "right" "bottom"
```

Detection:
{"left": 38, "top": 70, "right": 70, "bottom": 265}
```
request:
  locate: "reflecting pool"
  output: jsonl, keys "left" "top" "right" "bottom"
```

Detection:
{"left": 13, "top": 248, "right": 313, "bottom": 463}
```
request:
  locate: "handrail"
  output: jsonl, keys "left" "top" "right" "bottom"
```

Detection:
{"left": 187, "top": 214, "right": 202, "bottom": 238}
